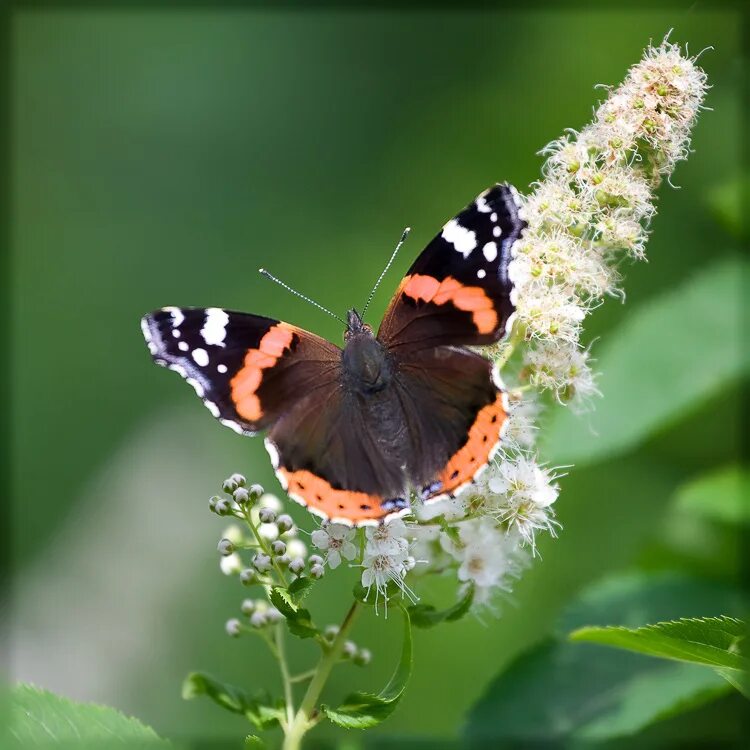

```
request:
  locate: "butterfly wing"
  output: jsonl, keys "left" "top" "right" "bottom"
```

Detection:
{"left": 141, "top": 307, "right": 341, "bottom": 435}
{"left": 142, "top": 306, "right": 408, "bottom": 524}
{"left": 393, "top": 345, "right": 508, "bottom": 500}
{"left": 377, "top": 183, "right": 525, "bottom": 500}
{"left": 377, "top": 183, "right": 525, "bottom": 350}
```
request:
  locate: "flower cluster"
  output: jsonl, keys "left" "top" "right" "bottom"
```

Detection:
{"left": 509, "top": 34, "right": 708, "bottom": 407}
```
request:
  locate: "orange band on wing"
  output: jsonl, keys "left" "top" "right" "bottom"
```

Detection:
{"left": 278, "top": 468, "right": 388, "bottom": 523}
{"left": 230, "top": 324, "right": 294, "bottom": 421}
{"left": 402, "top": 274, "right": 498, "bottom": 334}
{"left": 436, "top": 392, "right": 507, "bottom": 494}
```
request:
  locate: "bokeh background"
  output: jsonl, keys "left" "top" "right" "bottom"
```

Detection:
{"left": 7, "top": 4, "right": 746, "bottom": 748}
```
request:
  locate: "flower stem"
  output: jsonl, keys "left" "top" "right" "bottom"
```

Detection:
{"left": 276, "top": 624, "right": 295, "bottom": 729}
{"left": 282, "top": 599, "right": 361, "bottom": 750}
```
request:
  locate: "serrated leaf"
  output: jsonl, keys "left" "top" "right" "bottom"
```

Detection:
{"left": 7, "top": 683, "right": 170, "bottom": 748}
{"left": 466, "top": 572, "right": 745, "bottom": 743}
{"left": 322, "top": 608, "right": 412, "bottom": 729}
{"left": 286, "top": 607, "right": 319, "bottom": 639}
{"left": 674, "top": 465, "right": 750, "bottom": 525}
{"left": 182, "top": 673, "right": 282, "bottom": 729}
{"left": 542, "top": 258, "right": 748, "bottom": 466}
{"left": 408, "top": 584, "right": 474, "bottom": 628}
{"left": 244, "top": 735, "right": 266, "bottom": 749}
{"left": 570, "top": 616, "right": 749, "bottom": 680}
{"left": 288, "top": 576, "right": 315, "bottom": 603}
{"left": 270, "top": 586, "right": 298, "bottom": 617}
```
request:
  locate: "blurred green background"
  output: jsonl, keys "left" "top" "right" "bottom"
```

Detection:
{"left": 8, "top": 4, "right": 746, "bottom": 749}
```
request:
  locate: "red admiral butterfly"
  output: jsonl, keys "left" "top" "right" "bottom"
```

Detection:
{"left": 142, "top": 184, "right": 525, "bottom": 525}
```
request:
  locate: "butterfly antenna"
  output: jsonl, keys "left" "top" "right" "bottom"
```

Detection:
{"left": 258, "top": 268, "right": 347, "bottom": 326}
{"left": 361, "top": 227, "right": 411, "bottom": 319}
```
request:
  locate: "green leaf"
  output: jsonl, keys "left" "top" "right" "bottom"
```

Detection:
{"left": 542, "top": 258, "right": 748, "bottom": 466}
{"left": 182, "top": 673, "right": 282, "bottom": 730}
{"left": 570, "top": 616, "right": 750, "bottom": 696}
{"left": 287, "top": 575, "right": 316, "bottom": 603}
{"left": 674, "top": 465, "right": 750, "bottom": 525}
{"left": 244, "top": 736, "right": 266, "bottom": 749}
{"left": 408, "top": 584, "right": 474, "bottom": 628}
{"left": 286, "top": 608, "right": 319, "bottom": 639}
{"left": 269, "top": 586, "right": 319, "bottom": 639}
{"left": 270, "top": 586, "right": 298, "bottom": 617}
{"left": 465, "top": 572, "right": 746, "bottom": 743}
{"left": 6, "top": 683, "right": 170, "bottom": 748}
{"left": 322, "top": 607, "right": 412, "bottom": 729}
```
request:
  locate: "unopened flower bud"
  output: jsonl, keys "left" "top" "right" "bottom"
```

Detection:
{"left": 253, "top": 553, "right": 272, "bottom": 572}
{"left": 353, "top": 648, "right": 372, "bottom": 666}
{"left": 214, "top": 499, "right": 231, "bottom": 516}
{"left": 208, "top": 495, "right": 221, "bottom": 512}
{"left": 233, "top": 487, "right": 250, "bottom": 506}
{"left": 229, "top": 473, "right": 246, "bottom": 488}
{"left": 240, "top": 568, "right": 257, "bottom": 586}
{"left": 276, "top": 514, "right": 293, "bottom": 532}
{"left": 249, "top": 611, "right": 267, "bottom": 629}
{"left": 225, "top": 618, "right": 242, "bottom": 637}
{"left": 271, "top": 540, "right": 287, "bottom": 556}
{"left": 324, "top": 625, "right": 339, "bottom": 642}
{"left": 266, "top": 607, "right": 284, "bottom": 625}
{"left": 276, "top": 554, "right": 291, "bottom": 567}
{"left": 288, "top": 557, "right": 305, "bottom": 575}
{"left": 309, "top": 554, "right": 324, "bottom": 567}
{"left": 222, "top": 477, "right": 239, "bottom": 493}
{"left": 217, "top": 538, "right": 235, "bottom": 556}
{"left": 259, "top": 507, "right": 277, "bottom": 524}
{"left": 248, "top": 484, "right": 264, "bottom": 502}
{"left": 241, "top": 598, "right": 256, "bottom": 616}
{"left": 343, "top": 640, "right": 357, "bottom": 658}
{"left": 310, "top": 564, "right": 325, "bottom": 579}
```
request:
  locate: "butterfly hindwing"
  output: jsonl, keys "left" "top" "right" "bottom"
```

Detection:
{"left": 378, "top": 183, "right": 525, "bottom": 350}
{"left": 141, "top": 307, "right": 341, "bottom": 435}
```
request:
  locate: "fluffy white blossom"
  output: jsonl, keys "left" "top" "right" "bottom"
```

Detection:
{"left": 365, "top": 518, "right": 411, "bottom": 555}
{"left": 360, "top": 545, "right": 417, "bottom": 614}
{"left": 522, "top": 339, "right": 599, "bottom": 408}
{"left": 311, "top": 522, "right": 357, "bottom": 569}
{"left": 441, "top": 519, "right": 528, "bottom": 600}
{"left": 502, "top": 396, "right": 540, "bottom": 452}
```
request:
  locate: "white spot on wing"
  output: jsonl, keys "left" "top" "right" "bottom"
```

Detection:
{"left": 192, "top": 348, "right": 209, "bottom": 367}
{"left": 163, "top": 306, "right": 184, "bottom": 327}
{"left": 172, "top": 329, "right": 181, "bottom": 338}
{"left": 264, "top": 438, "right": 280, "bottom": 469}
{"left": 477, "top": 269, "right": 486, "bottom": 279}
{"left": 220, "top": 418, "right": 245, "bottom": 435}
{"left": 493, "top": 226, "right": 502, "bottom": 238}
{"left": 204, "top": 400, "right": 220, "bottom": 417}
{"left": 217, "top": 364, "right": 227, "bottom": 374}
{"left": 201, "top": 308, "right": 229, "bottom": 347}
{"left": 178, "top": 341, "right": 189, "bottom": 352}
{"left": 186, "top": 377, "right": 205, "bottom": 397}
{"left": 475, "top": 195, "right": 492, "bottom": 213}
{"left": 490, "top": 212, "right": 498, "bottom": 222}
{"left": 442, "top": 219, "right": 477, "bottom": 258}
{"left": 482, "top": 241, "right": 498, "bottom": 262}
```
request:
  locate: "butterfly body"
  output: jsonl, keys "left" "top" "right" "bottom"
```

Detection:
{"left": 142, "top": 184, "right": 526, "bottom": 525}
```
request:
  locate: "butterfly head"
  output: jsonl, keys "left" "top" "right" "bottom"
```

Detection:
{"left": 345, "top": 308, "right": 373, "bottom": 340}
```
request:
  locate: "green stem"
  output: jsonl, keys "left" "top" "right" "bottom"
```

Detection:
{"left": 276, "top": 624, "right": 295, "bottom": 729}
{"left": 282, "top": 599, "right": 361, "bottom": 750}
{"left": 242, "top": 507, "right": 289, "bottom": 586}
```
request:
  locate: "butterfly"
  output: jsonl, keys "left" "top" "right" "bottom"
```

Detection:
{"left": 141, "top": 183, "right": 525, "bottom": 525}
